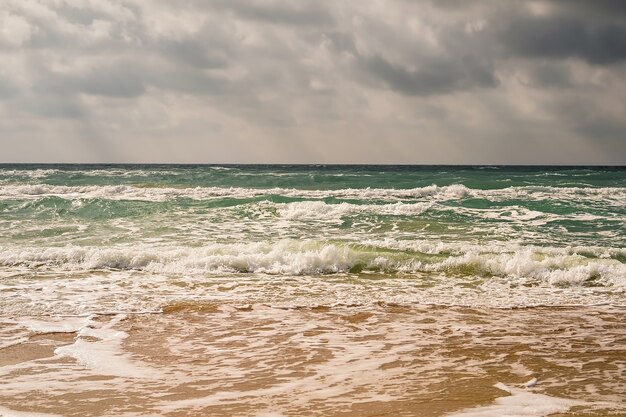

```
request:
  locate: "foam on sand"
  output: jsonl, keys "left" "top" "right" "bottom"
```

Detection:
{"left": 53, "top": 314, "right": 159, "bottom": 379}
{"left": 0, "top": 306, "right": 624, "bottom": 416}
{"left": 0, "top": 406, "right": 62, "bottom": 417}
{"left": 446, "top": 382, "right": 585, "bottom": 417}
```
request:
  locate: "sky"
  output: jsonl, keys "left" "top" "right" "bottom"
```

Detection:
{"left": 1, "top": 0, "right": 625, "bottom": 164}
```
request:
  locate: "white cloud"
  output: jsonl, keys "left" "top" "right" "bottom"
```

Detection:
{"left": 0, "top": 11, "right": 33, "bottom": 46}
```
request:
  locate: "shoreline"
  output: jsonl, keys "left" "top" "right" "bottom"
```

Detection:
{"left": 1, "top": 304, "right": 624, "bottom": 416}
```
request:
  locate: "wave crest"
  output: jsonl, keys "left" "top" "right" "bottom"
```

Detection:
{"left": 0, "top": 183, "right": 623, "bottom": 202}
{"left": 1, "top": 242, "right": 623, "bottom": 288}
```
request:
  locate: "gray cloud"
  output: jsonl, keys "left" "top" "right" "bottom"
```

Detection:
{"left": 578, "top": 119, "right": 626, "bottom": 141}
{"left": 18, "top": 95, "right": 87, "bottom": 119}
{"left": 524, "top": 62, "right": 573, "bottom": 89}
{"left": 0, "top": 0, "right": 624, "bottom": 164}
{"left": 497, "top": 15, "right": 626, "bottom": 65}
{"left": 149, "top": 66, "right": 231, "bottom": 96}
{"left": 213, "top": 0, "right": 334, "bottom": 27}
{"left": 358, "top": 54, "right": 498, "bottom": 96}
{"left": 37, "top": 64, "right": 146, "bottom": 98}
{"left": 0, "top": 77, "right": 18, "bottom": 98}
{"left": 547, "top": 0, "right": 626, "bottom": 19}
{"left": 159, "top": 39, "right": 229, "bottom": 69}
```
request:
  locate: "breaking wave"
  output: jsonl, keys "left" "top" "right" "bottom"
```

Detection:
{"left": 1, "top": 241, "right": 624, "bottom": 288}
{"left": 0, "top": 183, "right": 624, "bottom": 202}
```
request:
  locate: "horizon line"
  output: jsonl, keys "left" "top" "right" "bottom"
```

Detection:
{"left": 1, "top": 163, "right": 625, "bottom": 168}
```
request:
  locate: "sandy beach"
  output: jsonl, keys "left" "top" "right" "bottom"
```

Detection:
{"left": 1, "top": 304, "right": 624, "bottom": 416}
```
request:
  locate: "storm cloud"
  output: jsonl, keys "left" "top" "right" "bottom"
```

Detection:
{"left": 0, "top": 0, "right": 624, "bottom": 164}
{"left": 497, "top": 15, "right": 626, "bottom": 65}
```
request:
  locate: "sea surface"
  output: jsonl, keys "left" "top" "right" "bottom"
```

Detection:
{"left": 0, "top": 165, "right": 624, "bottom": 416}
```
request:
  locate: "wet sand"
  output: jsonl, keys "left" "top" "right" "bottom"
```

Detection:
{"left": 0, "top": 305, "right": 624, "bottom": 416}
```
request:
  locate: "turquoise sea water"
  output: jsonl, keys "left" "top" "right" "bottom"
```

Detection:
{"left": 0, "top": 165, "right": 624, "bottom": 313}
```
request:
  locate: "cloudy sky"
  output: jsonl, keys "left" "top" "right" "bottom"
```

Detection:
{"left": 1, "top": 0, "right": 625, "bottom": 164}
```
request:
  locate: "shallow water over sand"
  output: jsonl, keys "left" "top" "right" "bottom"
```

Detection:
{"left": 1, "top": 305, "right": 624, "bottom": 416}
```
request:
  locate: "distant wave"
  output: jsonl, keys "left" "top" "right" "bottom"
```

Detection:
{"left": 0, "top": 183, "right": 624, "bottom": 202}
{"left": 0, "top": 168, "right": 183, "bottom": 178}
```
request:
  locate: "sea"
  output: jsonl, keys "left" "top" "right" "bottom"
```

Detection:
{"left": 0, "top": 165, "right": 624, "bottom": 416}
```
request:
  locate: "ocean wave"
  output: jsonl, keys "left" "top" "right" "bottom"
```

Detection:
{"left": 3, "top": 196, "right": 622, "bottom": 235}
{"left": 277, "top": 201, "right": 433, "bottom": 219}
{"left": 0, "top": 183, "right": 624, "bottom": 202}
{"left": 0, "top": 169, "right": 59, "bottom": 179}
{"left": 1, "top": 241, "right": 623, "bottom": 287}
{"left": 0, "top": 168, "right": 181, "bottom": 178}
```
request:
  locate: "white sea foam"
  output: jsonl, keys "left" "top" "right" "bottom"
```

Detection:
{"left": 53, "top": 314, "right": 158, "bottom": 378}
{"left": 430, "top": 249, "right": 624, "bottom": 286}
{"left": 21, "top": 317, "right": 90, "bottom": 334}
{"left": 0, "top": 406, "right": 62, "bottom": 417}
{"left": 0, "top": 183, "right": 623, "bottom": 202}
{"left": 363, "top": 238, "right": 626, "bottom": 259}
{"left": 446, "top": 383, "right": 585, "bottom": 417}
{"left": 278, "top": 201, "right": 432, "bottom": 219}
{"left": 0, "top": 242, "right": 623, "bottom": 289}
{"left": 0, "top": 306, "right": 623, "bottom": 415}
{"left": 0, "top": 168, "right": 180, "bottom": 178}
{"left": 0, "top": 169, "right": 59, "bottom": 179}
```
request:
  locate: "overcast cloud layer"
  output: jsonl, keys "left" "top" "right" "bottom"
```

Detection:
{"left": 1, "top": 0, "right": 625, "bottom": 164}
